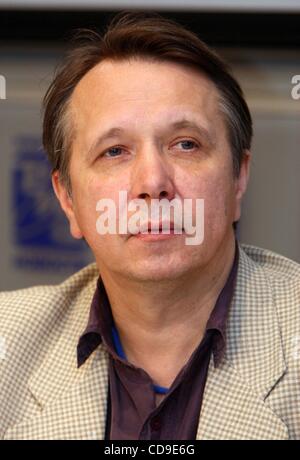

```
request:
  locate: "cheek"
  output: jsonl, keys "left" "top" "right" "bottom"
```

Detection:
{"left": 192, "top": 171, "right": 236, "bottom": 232}
{"left": 174, "top": 164, "right": 236, "bottom": 229}
{"left": 73, "top": 173, "right": 131, "bottom": 237}
{"left": 205, "top": 181, "right": 236, "bottom": 230}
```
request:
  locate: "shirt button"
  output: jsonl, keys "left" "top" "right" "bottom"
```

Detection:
{"left": 150, "top": 416, "right": 162, "bottom": 431}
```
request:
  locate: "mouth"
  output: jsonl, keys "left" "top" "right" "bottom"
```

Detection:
{"left": 137, "top": 221, "right": 183, "bottom": 234}
{"left": 129, "top": 221, "right": 185, "bottom": 241}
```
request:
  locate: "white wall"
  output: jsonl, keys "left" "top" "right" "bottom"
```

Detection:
{"left": 222, "top": 49, "right": 300, "bottom": 262}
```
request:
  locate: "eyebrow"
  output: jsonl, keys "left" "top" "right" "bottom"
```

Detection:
{"left": 87, "top": 118, "right": 216, "bottom": 159}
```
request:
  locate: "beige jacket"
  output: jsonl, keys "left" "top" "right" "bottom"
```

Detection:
{"left": 1, "top": 243, "right": 300, "bottom": 440}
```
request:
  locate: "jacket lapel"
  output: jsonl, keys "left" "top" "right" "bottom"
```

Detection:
{"left": 196, "top": 244, "right": 288, "bottom": 439}
{"left": 5, "top": 347, "right": 109, "bottom": 440}
{"left": 196, "top": 355, "right": 288, "bottom": 439}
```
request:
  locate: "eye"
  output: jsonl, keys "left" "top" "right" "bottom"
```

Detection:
{"left": 174, "top": 139, "right": 199, "bottom": 151}
{"left": 102, "top": 146, "right": 124, "bottom": 158}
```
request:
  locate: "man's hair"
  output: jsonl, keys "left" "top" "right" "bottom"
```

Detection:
{"left": 43, "top": 10, "right": 253, "bottom": 193}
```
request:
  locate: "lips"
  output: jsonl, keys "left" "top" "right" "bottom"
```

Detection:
{"left": 135, "top": 221, "right": 183, "bottom": 234}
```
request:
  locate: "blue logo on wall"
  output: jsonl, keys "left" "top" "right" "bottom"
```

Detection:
{"left": 12, "top": 137, "right": 92, "bottom": 272}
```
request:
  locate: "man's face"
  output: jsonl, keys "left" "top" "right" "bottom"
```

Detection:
{"left": 54, "top": 58, "right": 249, "bottom": 282}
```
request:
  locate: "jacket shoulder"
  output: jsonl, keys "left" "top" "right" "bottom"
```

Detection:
{"left": 0, "top": 262, "right": 99, "bottom": 365}
{"left": 0, "top": 262, "right": 98, "bottom": 324}
{"left": 240, "top": 243, "right": 300, "bottom": 315}
{"left": 240, "top": 243, "right": 300, "bottom": 280}
{"left": 240, "top": 242, "right": 300, "bottom": 353}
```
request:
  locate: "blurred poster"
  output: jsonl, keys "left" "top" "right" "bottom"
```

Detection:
{"left": 11, "top": 136, "right": 92, "bottom": 275}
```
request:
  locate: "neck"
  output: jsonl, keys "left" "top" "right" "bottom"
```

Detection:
{"left": 98, "top": 235, "right": 236, "bottom": 387}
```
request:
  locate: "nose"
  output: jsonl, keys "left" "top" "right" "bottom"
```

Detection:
{"left": 129, "top": 144, "right": 176, "bottom": 202}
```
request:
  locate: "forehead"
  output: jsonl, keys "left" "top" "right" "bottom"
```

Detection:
{"left": 71, "top": 59, "right": 222, "bottom": 130}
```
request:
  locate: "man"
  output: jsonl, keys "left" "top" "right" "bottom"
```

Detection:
{"left": 1, "top": 11, "right": 300, "bottom": 440}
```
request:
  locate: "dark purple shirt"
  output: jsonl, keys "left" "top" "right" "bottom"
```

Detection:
{"left": 77, "top": 241, "right": 239, "bottom": 440}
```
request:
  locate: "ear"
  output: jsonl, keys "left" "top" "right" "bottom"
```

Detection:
{"left": 51, "top": 171, "right": 83, "bottom": 239}
{"left": 233, "top": 150, "right": 251, "bottom": 222}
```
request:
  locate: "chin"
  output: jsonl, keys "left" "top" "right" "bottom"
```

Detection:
{"left": 126, "top": 259, "right": 192, "bottom": 282}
